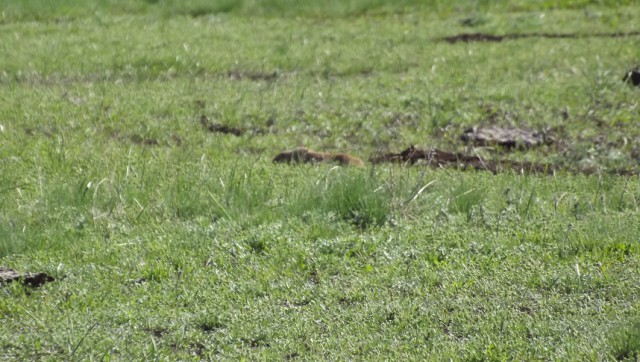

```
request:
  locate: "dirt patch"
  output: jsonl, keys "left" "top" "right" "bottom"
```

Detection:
{"left": 623, "top": 67, "right": 640, "bottom": 86}
{"left": 24, "top": 126, "right": 57, "bottom": 138}
{"left": 443, "top": 33, "right": 505, "bottom": 43}
{"left": 129, "top": 134, "right": 160, "bottom": 146}
{"left": 370, "top": 146, "right": 638, "bottom": 176}
{"left": 0, "top": 267, "right": 55, "bottom": 287}
{"left": 370, "top": 145, "right": 556, "bottom": 174}
{"left": 200, "top": 115, "right": 274, "bottom": 137}
{"left": 128, "top": 133, "right": 182, "bottom": 147}
{"left": 200, "top": 115, "right": 244, "bottom": 136}
{"left": 227, "top": 70, "right": 279, "bottom": 82}
{"left": 273, "top": 147, "right": 364, "bottom": 167}
{"left": 460, "top": 126, "right": 552, "bottom": 149}
{"left": 441, "top": 31, "right": 640, "bottom": 43}
{"left": 106, "top": 128, "right": 182, "bottom": 147}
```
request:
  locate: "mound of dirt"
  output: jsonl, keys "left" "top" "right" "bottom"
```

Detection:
{"left": 370, "top": 146, "right": 638, "bottom": 176}
{"left": 460, "top": 126, "right": 551, "bottom": 149}
{"left": 0, "top": 267, "right": 55, "bottom": 287}
{"left": 369, "top": 146, "right": 556, "bottom": 174}
{"left": 273, "top": 147, "right": 364, "bottom": 167}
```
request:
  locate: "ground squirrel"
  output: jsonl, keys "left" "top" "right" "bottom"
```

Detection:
{"left": 273, "top": 147, "right": 364, "bottom": 167}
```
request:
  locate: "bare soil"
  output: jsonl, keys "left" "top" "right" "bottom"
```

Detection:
{"left": 460, "top": 126, "right": 552, "bottom": 150}
{"left": 0, "top": 267, "right": 54, "bottom": 287}
{"left": 369, "top": 145, "right": 637, "bottom": 176}
{"left": 200, "top": 115, "right": 245, "bottom": 136}
{"left": 441, "top": 31, "right": 640, "bottom": 43}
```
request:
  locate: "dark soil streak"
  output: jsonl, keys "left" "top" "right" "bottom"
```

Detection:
{"left": 370, "top": 146, "right": 555, "bottom": 175}
{"left": 370, "top": 146, "right": 637, "bottom": 176}
{"left": 200, "top": 115, "right": 244, "bottom": 136}
{"left": 129, "top": 134, "right": 160, "bottom": 146}
{"left": 0, "top": 267, "right": 55, "bottom": 287}
{"left": 441, "top": 31, "right": 640, "bottom": 43}
{"left": 227, "top": 70, "right": 279, "bottom": 82}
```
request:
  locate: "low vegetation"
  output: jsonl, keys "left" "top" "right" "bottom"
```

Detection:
{"left": 1, "top": 0, "right": 639, "bottom": 360}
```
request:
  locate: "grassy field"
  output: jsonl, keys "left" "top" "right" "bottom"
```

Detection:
{"left": 1, "top": 0, "right": 640, "bottom": 360}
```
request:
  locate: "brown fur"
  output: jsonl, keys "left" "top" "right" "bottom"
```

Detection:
{"left": 273, "top": 147, "right": 364, "bottom": 167}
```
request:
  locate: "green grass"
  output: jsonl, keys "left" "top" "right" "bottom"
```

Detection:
{"left": 2, "top": 0, "right": 638, "bottom": 23}
{"left": 1, "top": 1, "right": 640, "bottom": 360}
{"left": 610, "top": 321, "right": 640, "bottom": 361}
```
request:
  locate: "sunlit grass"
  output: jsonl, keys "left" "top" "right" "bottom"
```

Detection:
{"left": 1, "top": 1, "right": 640, "bottom": 360}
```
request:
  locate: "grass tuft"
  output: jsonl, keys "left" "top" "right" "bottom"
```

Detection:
{"left": 610, "top": 321, "right": 640, "bottom": 361}
{"left": 448, "top": 180, "right": 485, "bottom": 220}
{"left": 321, "top": 170, "right": 392, "bottom": 228}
